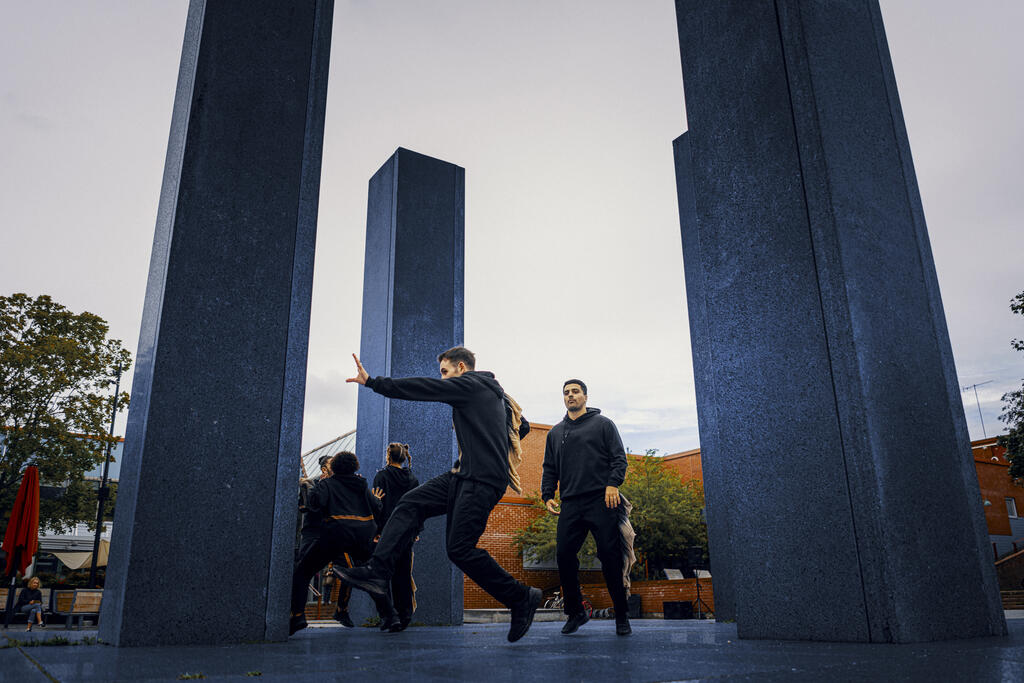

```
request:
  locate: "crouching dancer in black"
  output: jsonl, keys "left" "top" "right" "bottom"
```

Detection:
{"left": 542, "top": 379, "right": 632, "bottom": 636}
{"left": 336, "top": 346, "right": 543, "bottom": 642}
{"left": 372, "top": 443, "right": 420, "bottom": 631}
{"left": 289, "top": 451, "right": 396, "bottom": 636}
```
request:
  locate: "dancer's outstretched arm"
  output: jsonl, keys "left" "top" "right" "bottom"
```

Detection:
{"left": 346, "top": 353, "right": 474, "bottom": 405}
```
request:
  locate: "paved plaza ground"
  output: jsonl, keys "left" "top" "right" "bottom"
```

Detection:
{"left": 3, "top": 616, "right": 1024, "bottom": 682}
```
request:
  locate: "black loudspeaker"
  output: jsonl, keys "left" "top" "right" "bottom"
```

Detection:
{"left": 663, "top": 601, "right": 693, "bottom": 620}
{"left": 686, "top": 546, "right": 705, "bottom": 569}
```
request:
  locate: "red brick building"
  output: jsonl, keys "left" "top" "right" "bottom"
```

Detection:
{"left": 973, "top": 437, "right": 1024, "bottom": 558}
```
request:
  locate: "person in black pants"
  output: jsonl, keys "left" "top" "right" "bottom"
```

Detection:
{"left": 542, "top": 379, "right": 632, "bottom": 636}
{"left": 336, "top": 346, "right": 543, "bottom": 643}
{"left": 289, "top": 451, "right": 396, "bottom": 636}
{"left": 372, "top": 442, "right": 420, "bottom": 631}
{"left": 297, "top": 454, "right": 334, "bottom": 561}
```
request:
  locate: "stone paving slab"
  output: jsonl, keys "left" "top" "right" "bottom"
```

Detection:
{"left": 0, "top": 647, "right": 52, "bottom": 683}
{"left": 2, "top": 619, "right": 1024, "bottom": 681}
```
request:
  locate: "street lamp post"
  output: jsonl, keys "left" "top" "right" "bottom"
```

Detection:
{"left": 88, "top": 363, "right": 121, "bottom": 587}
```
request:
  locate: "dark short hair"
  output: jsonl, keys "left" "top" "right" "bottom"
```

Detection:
{"left": 331, "top": 451, "right": 359, "bottom": 476}
{"left": 437, "top": 346, "right": 476, "bottom": 370}
{"left": 563, "top": 379, "right": 587, "bottom": 395}
{"left": 318, "top": 454, "right": 333, "bottom": 470}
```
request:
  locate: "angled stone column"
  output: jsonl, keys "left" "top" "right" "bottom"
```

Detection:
{"left": 356, "top": 148, "right": 465, "bottom": 625}
{"left": 100, "top": 0, "right": 333, "bottom": 646}
{"left": 673, "top": 0, "right": 1005, "bottom": 642}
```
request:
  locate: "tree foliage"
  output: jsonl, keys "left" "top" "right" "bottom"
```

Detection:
{"left": 1, "top": 293, "right": 131, "bottom": 532}
{"left": 513, "top": 450, "right": 707, "bottom": 577}
{"left": 620, "top": 452, "right": 707, "bottom": 573}
{"left": 1000, "top": 291, "right": 1024, "bottom": 482}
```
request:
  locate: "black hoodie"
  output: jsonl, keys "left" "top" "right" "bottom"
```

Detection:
{"left": 365, "top": 370, "right": 529, "bottom": 492}
{"left": 541, "top": 407, "right": 627, "bottom": 502}
{"left": 372, "top": 465, "right": 420, "bottom": 529}
{"left": 307, "top": 472, "right": 382, "bottom": 536}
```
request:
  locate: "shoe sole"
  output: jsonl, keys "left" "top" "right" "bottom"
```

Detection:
{"left": 508, "top": 588, "right": 543, "bottom": 642}
{"left": 561, "top": 618, "right": 593, "bottom": 638}
{"left": 334, "top": 569, "right": 387, "bottom": 596}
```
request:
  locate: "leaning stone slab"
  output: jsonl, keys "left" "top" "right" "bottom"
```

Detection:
{"left": 100, "top": 0, "right": 333, "bottom": 646}
{"left": 673, "top": 0, "right": 1005, "bottom": 642}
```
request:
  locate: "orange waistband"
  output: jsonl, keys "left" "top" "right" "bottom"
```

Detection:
{"left": 328, "top": 514, "right": 374, "bottom": 522}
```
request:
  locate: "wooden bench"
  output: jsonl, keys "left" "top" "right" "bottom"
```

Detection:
{"left": 1, "top": 586, "right": 53, "bottom": 624}
{"left": 53, "top": 589, "right": 103, "bottom": 630}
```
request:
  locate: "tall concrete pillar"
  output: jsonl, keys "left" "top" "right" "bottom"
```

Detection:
{"left": 100, "top": 0, "right": 333, "bottom": 646}
{"left": 356, "top": 148, "right": 465, "bottom": 625}
{"left": 673, "top": 0, "right": 1005, "bottom": 642}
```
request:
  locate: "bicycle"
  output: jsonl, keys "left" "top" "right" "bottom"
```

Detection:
{"left": 543, "top": 589, "right": 593, "bottom": 618}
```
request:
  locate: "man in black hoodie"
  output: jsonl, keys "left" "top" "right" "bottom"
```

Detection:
{"left": 289, "top": 451, "right": 395, "bottom": 636}
{"left": 542, "top": 379, "right": 631, "bottom": 636}
{"left": 336, "top": 346, "right": 543, "bottom": 643}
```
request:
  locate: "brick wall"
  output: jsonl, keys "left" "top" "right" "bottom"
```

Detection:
{"left": 580, "top": 578, "right": 714, "bottom": 616}
{"left": 974, "top": 439, "right": 1019, "bottom": 536}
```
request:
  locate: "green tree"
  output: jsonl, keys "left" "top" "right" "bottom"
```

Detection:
{"left": 1, "top": 293, "right": 131, "bottom": 532}
{"left": 513, "top": 449, "right": 707, "bottom": 577}
{"left": 620, "top": 451, "right": 707, "bottom": 576}
{"left": 1000, "top": 291, "right": 1024, "bottom": 482}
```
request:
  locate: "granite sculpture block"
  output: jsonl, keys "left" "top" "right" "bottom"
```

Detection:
{"left": 99, "top": 0, "right": 333, "bottom": 646}
{"left": 356, "top": 148, "right": 465, "bottom": 625}
{"left": 673, "top": 0, "right": 1005, "bottom": 642}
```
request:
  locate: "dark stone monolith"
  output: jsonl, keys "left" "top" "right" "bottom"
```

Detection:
{"left": 355, "top": 148, "right": 465, "bottom": 625}
{"left": 673, "top": 0, "right": 1005, "bottom": 642}
{"left": 100, "top": 0, "right": 333, "bottom": 646}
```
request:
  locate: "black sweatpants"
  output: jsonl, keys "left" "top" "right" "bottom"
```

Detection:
{"left": 291, "top": 523, "right": 390, "bottom": 616}
{"left": 370, "top": 471, "right": 527, "bottom": 608}
{"left": 388, "top": 544, "right": 415, "bottom": 620}
{"left": 556, "top": 491, "right": 629, "bottom": 618}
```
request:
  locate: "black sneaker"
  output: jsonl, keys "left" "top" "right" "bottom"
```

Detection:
{"left": 334, "top": 565, "right": 388, "bottom": 596}
{"left": 561, "top": 611, "right": 590, "bottom": 635}
{"left": 289, "top": 614, "right": 308, "bottom": 636}
{"left": 507, "top": 587, "right": 543, "bottom": 642}
{"left": 393, "top": 616, "right": 411, "bottom": 632}
{"left": 615, "top": 618, "right": 632, "bottom": 636}
{"left": 379, "top": 614, "right": 399, "bottom": 632}
{"left": 333, "top": 609, "right": 354, "bottom": 628}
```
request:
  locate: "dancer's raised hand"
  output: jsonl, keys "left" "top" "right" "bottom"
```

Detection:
{"left": 347, "top": 353, "right": 369, "bottom": 385}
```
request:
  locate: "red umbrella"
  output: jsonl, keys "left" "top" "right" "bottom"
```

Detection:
{"left": 3, "top": 465, "right": 39, "bottom": 628}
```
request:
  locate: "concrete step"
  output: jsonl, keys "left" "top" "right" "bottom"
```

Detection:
{"left": 464, "top": 608, "right": 565, "bottom": 624}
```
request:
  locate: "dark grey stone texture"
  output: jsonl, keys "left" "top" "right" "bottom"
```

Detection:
{"left": 99, "top": 0, "right": 333, "bottom": 646}
{"left": 356, "top": 148, "right": 465, "bottom": 625}
{"left": 673, "top": 0, "right": 1005, "bottom": 642}
{"left": 7, "top": 619, "right": 1024, "bottom": 681}
{"left": 674, "top": 134, "right": 735, "bottom": 625}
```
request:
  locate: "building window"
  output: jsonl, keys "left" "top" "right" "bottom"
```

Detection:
{"left": 1008, "top": 498, "right": 1019, "bottom": 519}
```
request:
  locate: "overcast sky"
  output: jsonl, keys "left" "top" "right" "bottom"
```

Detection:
{"left": 1, "top": 1, "right": 1021, "bottom": 455}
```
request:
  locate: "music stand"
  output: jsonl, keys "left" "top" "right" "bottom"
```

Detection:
{"left": 685, "top": 546, "right": 713, "bottom": 619}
